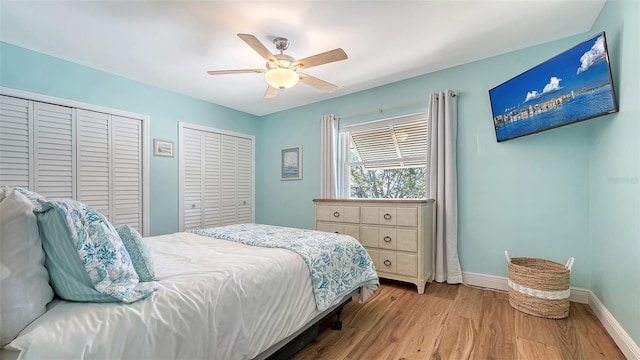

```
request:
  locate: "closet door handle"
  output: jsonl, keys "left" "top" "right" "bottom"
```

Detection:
{"left": 383, "top": 260, "right": 392, "bottom": 266}
{"left": 383, "top": 236, "right": 392, "bottom": 242}
{"left": 383, "top": 213, "right": 392, "bottom": 220}
{"left": 333, "top": 211, "right": 340, "bottom": 218}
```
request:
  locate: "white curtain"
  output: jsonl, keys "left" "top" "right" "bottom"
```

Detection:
{"left": 428, "top": 91, "right": 462, "bottom": 284}
{"left": 320, "top": 114, "right": 338, "bottom": 198}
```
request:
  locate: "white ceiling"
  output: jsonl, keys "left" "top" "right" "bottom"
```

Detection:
{"left": 0, "top": 1, "right": 606, "bottom": 116}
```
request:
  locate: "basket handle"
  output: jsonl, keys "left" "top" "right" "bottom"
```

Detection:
{"left": 565, "top": 257, "right": 575, "bottom": 272}
{"left": 504, "top": 250, "right": 511, "bottom": 264}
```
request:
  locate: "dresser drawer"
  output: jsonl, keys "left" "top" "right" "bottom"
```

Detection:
{"left": 377, "top": 250, "right": 396, "bottom": 274}
{"left": 360, "top": 227, "right": 418, "bottom": 252}
{"left": 316, "top": 222, "right": 360, "bottom": 239}
{"left": 316, "top": 205, "right": 360, "bottom": 223}
{"left": 367, "top": 250, "right": 417, "bottom": 277}
{"left": 396, "top": 253, "right": 418, "bottom": 277}
{"left": 361, "top": 206, "right": 418, "bottom": 227}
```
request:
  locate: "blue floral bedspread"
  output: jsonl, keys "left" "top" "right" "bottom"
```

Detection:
{"left": 190, "top": 223, "right": 379, "bottom": 311}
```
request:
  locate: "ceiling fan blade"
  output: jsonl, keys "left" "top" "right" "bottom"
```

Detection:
{"left": 298, "top": 73, "right": 338, "bottom": 93}
{"left": 293, "top": 48, "right": 347, "bottom": 70}
{"left": 207, "top": 69, "right": 265, "bottom": 75}
{"left": 238, "top": 34, "right": 276, "bottom": 63}
{"left": 265, "top": 86, "right": 279, "bottom": 98}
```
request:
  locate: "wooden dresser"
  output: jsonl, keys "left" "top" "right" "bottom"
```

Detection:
{"left": 313, "top": 199, "right": 435, "bottom": 294}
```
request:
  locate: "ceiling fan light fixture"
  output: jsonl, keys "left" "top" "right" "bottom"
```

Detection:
{"left": 265, "top": 68, "right": 299, "bottom": 90}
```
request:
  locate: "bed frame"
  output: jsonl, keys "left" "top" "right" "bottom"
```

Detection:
{"left": 258, "top": 289, "right": 357, "bottom": 360}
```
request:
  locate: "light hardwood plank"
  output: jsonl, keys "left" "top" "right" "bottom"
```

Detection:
{"left": 470, "top": 294, "right": 517, "bottom": 359}
{"left": 516, "top": 337, "right": 563, "bottom": 359}
{"left": 431, "top": 314, "right": 479, "bottom": 360}
{"left": 392, "top": 294, "right": 453, "bottom": 359}
{"left": 450, "top": 284, "right": 484, "bottom": 321}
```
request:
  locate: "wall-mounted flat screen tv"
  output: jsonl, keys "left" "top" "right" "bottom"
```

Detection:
{"left": 489, "top": 32, "right": 618, "bottom": 142}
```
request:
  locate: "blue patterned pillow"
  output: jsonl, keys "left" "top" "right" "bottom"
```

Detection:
{"left": 116, "top": 225, "right": 156, "bottom": 282}
{"left": 35, "top": 199, "right": 156, "bottom": 303}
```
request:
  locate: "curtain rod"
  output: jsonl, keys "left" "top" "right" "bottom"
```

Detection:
{"left": 337, "top": 90, "right": 460, "bottom": 120}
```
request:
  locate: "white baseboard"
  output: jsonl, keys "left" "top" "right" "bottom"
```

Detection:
{"left": 462, "top": 271, "right": 509, "bottom": 291}
{"left": 461, "top": 271, "right": 639, "bottom": 359}
{"left": 588, "top": 290, "right": 640, "bottom": 360}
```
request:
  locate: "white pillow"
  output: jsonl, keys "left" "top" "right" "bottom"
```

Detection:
{"left": 0, "top": 189, "right": 54, "bottom": 346}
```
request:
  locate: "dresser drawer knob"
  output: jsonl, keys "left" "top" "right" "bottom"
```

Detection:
{"left": 333, "top": 211, "right": 340, "bottom": 218}
{"left": 383, "top": 259, "right": 392, "bottom": 266}
{"left": 383, "top": 236, "right": 392, "bottom": 242}
{"left": 383, "top": 213, "right": 392, "bottom": 220}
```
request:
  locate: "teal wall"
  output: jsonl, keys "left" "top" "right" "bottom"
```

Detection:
{"left": 1, "top": 0, "right": 637, "bottom": 348}
{"left": 0, "top": 42, "right": 259, "bottom": 236}
{"left": 588, "top": 0, "right": 640, "bottom": 345}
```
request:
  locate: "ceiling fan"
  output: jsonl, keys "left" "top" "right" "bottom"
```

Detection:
{"left": 207, "top": 34, "right": 348, "bottom": 98}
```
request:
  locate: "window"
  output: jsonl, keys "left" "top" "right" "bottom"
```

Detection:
{"left": 339, "top": 113, "right": 428, "bottom": 199}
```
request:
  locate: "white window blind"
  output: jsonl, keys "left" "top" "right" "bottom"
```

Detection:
{"left": 339, "top": 112, "right": 428, "bottom": 199}
{"left": 349, "top": 120, "right": 428, "bottom": 170}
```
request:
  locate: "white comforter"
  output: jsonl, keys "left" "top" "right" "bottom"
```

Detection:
{"left": 6, "top": 232, "right": 346, "bottom": 360}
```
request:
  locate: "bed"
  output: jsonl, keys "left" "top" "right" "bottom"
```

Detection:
{"left": 0, "top": 188, "right": 379, "bottom": 360}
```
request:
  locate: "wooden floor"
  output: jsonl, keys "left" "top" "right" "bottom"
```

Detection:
{"left": 292, "top": 280, "right": 625, "bottom": 360}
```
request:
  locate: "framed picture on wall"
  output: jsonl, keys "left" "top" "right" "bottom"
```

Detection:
{"left": 281, "top": 146, "right": 302, "bottom": 180}
{"left": 154, "top": 139, "right": 174, "bottom": 158}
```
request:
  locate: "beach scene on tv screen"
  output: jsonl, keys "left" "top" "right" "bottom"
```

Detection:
{"left": 490, "top": 33, "right": 616, "bottom": 142}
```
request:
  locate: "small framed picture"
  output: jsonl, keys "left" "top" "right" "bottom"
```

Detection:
{"left": 281, "top": 146, "right": 302, "bottom": 181}
{"left": 153, "top": 139, "right": 174, "bottom": 158}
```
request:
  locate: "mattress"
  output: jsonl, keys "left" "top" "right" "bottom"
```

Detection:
{"left": 5, "top": 232, "right": 346, "bottom": 359}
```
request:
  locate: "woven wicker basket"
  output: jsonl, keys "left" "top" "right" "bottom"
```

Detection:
{"left": 505, "top": 251, "right": 574, "bottom": 319}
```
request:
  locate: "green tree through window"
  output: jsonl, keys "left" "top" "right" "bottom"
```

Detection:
{"left": 349, "top": 166, "right": 426, "bottom": 198}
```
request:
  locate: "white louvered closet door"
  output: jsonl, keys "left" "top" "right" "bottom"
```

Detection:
{"left": 182, "top": 129, "right": 223, "bottom": 230}
{"left": 181, "top": 124, "right": 253, "bottom": 230}
{"left": 0, "top": 95, "right": 32, "bottom": 188}
{"left": 221, "top": 135, "right": 252, "bottom": 225}
{"left": 76, "top": 109, "right": 110, "bottom": 215}
{"left": 112, "top": 115, "right": 142, "bottom": 230}
{"left": 33, "top": 102, "right": 75, "bottom": 198}
{"left": 183, "top": 127, "right": 203, "bottom": 230}
{"left": 76, "top": 109, "right": 143, "bottom": 232}
{"left": 221, "top": 135, "right": 237, "bottom": 225}
{"left": 236, "top": 137, "right": 252, "bottom": 223}
{"left": 202, "top": 132, "right": 222, "bottom": 228}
